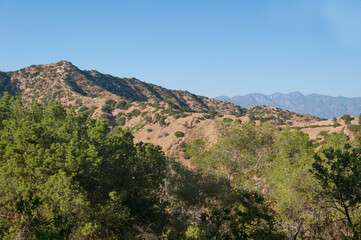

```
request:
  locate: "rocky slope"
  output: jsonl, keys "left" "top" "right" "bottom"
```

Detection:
{"left": 2, "top": 61, "right": 245, "bottom": 116}
{"left": 216, "top": 92, "right": 361, "bottom": 119}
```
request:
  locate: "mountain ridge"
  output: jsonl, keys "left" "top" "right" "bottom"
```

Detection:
{"left": 2, "top": 60, "right": 246, "bottom": 117}
{"left": 215, "top": 92, "right": 361, "bottom": 119}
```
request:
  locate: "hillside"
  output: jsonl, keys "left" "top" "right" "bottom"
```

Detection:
{"left": 216, "top": 92, "right": 361, "bottom": 119}
{"left": 2, "top": 61, "right": 244, "bottom": 116}
{"left": 1, "top": 61, "right": 359, "bottom": 159}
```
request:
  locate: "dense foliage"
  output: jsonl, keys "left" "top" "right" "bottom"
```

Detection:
{"left": 0, "top": 93, "right": 168, "bottom": 239}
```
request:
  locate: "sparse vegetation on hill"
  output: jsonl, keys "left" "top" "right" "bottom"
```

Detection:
{"left": 3, "top": 61, "right": 245, "bottom": 117}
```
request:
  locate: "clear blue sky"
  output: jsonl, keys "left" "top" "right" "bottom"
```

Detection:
{"left": 1, "top": 0, "right": 361, "bottom": 98}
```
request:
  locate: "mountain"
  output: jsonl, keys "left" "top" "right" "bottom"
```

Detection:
{"left": 2, "top": 61, "right": 353, "bottom": 159}
{"left": 1, "top": 61, "right": 246, "bottom": 117}
{"left": 215, "top": 92, "right": 361, "bottom": 119}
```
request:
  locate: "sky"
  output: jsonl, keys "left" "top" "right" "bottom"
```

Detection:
{"left": 1, "top": 0, "right": 361, "bottom": 98}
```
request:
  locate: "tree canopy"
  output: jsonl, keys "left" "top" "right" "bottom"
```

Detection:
{"left": 0, "top": 93, "right": 168, "bottom": 239}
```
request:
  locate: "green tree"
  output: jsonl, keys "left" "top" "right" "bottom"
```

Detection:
{"left": 341, "top": 114, "right": 354, "bottom": 125}
{"left": 311, "top": 146, "right": 361, "bottom": 239}
{"left": 165, "top": 161, "right": 284, "bottom": 239}
{"left": 266, "top": 128, "right": 319, "bottom": 239}
{"left": 193, "top": 121, "right": 276, "bottom": 186}
{"left": 0, "top": 93, "right": 168, "bottom": 239}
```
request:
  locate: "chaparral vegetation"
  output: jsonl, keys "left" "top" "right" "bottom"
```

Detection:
{"left": 1, "top": 93, "right": 361, "bottom": 239}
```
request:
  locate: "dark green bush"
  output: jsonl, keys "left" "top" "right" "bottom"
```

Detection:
{"left": 132, "top": 109, "right": 141, "bottom": 117}
{"left": 117, "top": 116, "right": 126, "bottom": 126}
{"left": 175, "top": 131, "right": 185, "bottom": 138}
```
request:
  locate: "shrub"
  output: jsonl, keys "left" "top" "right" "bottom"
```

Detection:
{"left": 144, "top": 116, "right": 152, "bottom": 123}
{"left": 318, "top": 131, "right": 329, "bottom": 137}
{"left": 341, "top": 114, "right": 354, "bottom": 125}
{"left": 105, "top": 99, "right": 117, "bottom": 107}
{"left": 78, "top": 106, "right": 89, "bottom": 112}
{"left": 159, "top": 116, "right": 167, "bottom": 126}
{"left": 117, "top": 100, "right": 131, "bottom": 110}
{"left": 117, "top": 116, "right": 126, "bottom": 126}
{"left": 174, "top": 113, "right": 188, "bottom": 119}
{"left": 223, "top": 118, "right": 233, "bottom": 123}
{"left": 348, "top": 125, "right": 361, "bottom": 132}
{"left": 181, "top": 106, "right": 192, "bottom": 112}
{"left": 132, "top": 109, "right": 141, "bottom": 117}
{"left": 175, "top": 131, "right": 185, "bottom": 138}
{"left": 126, "top": 112, "right": 133, "bottom": 120}
{"left": 183, "top": 152, "right": 191, "bottom": 159}
{"left": 180, "top": 142, "right": 187, "bottom": 152}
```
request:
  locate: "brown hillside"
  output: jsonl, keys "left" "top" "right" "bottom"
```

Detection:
{"left": 3, "top": 61, "right": 245, "bottom": 115}
{"left": 2, "top": 61, "right": 358, "bottom": 160}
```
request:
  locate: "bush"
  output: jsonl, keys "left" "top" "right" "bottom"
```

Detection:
{"left": 181, "top": 106, "right": 192, "bottom": 112}
{"left": 223, "top": 118, "right": 233, "bottom": 123}
{"left": 126, "top": 112, "right": 133, "bottom": 120}
{"left": 144, "top": 116, "right": 152, "bottom": 123}
{"left": 117, "top": 116, "right": 126, "bottom": 126}
{"left": 132, "top": 109, "right": 141, "bottom": 117}
{"left": 105, "top": 99, "right": 117, "bottom": 107}
{"left": 78, "top": 106, "right": 89, "bottom": 112}
{"left": 183, "top": 152, "right": 191, "bottom": 159}
{"left": 175, "top": 131, "right": 185, "bottom": 138}
{"left": 159, "top": 116, "right": 167, "bottom": 126}
{"left": 117, "top": 100, "right": 131, "bottom": 110}
{"left": 180, "top": 142, "right": 187, "bottom": 152}
{"left": 318, "top": 131, "right": 329, "bottom": 137}
{"left": 348, "top": 125, "right": 361, "bottom": 132}
{"left": 174, "top": 113, "right": 189, "bottom": 119}
{"left": 101, "top": 104, "right": 113, "bottom": 114}
{"left": 341, "top": 114, "right": 354, "bottom": 125}
{"left": 102, "top": 99, "right": 118, "bottom": 114}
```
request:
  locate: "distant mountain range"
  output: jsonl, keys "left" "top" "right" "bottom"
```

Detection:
{"left": 215, "top": 92, "right": 361, "bottom": 119}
